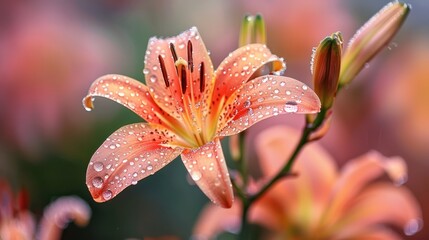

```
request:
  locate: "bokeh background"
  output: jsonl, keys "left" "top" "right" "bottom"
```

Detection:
{"left": 0, "top": 0, "right": 428, "bottom": 239}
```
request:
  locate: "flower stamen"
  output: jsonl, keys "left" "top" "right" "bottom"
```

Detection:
{"left": 187, "top": 40, "right": 194, "bottom": 72}
{"left": 158, "top": 55, "right": 170, "bottom": 87}
{"left": 199, "top": 62, "right": 205, "bottom": 92}
{"left": 169, "top": 42, "right": 178, "bottom": 63}
{"left": 179, "top": 64, "right": 187, "bottom": 94}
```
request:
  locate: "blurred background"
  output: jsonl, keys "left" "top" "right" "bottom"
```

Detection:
{"left": 0, "top": 0, "right": 428, "bottom": 239}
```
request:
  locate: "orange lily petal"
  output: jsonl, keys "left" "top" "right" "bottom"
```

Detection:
{"left": 250, "top": 183, "right": 293, "bottom": 231}
{"left": 335, "top": 183, "right": 422, "bottom": 238}
{"left": 86, "top": 123, "right": 182, "bottom": 202}
{"left": 217, "top": 76, "right": 320, "bottom": 136}
{"left": 143, "top": 27, "right": 214, "bottom": 118}
{"left": 192, "top": 203, "right": 241, "bottom": 239}
{"left": 321, "top": 151, "right": 408, "bottom": 229}
{"left": 213, "top": 44, "right": 284, "bottom": 101}
{"left": 253, "top": 126, "right": 337, "bottom": 230}
{"left": 181, "top": 138, "right": 233, "bottom": 208}
{"left": 82, "top": 74, "right": 165, "bottom": 125}
{"left": 211, "top": 44, "right": 285, "bottom": 123}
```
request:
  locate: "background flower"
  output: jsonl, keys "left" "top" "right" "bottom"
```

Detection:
{"left": 194, "top": 126, "right": 422, "bottom": 240}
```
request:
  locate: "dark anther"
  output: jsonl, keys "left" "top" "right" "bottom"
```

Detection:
{"left": 180, "top": 65, "right": 187, "bottom": 94}
{"left": 187, "top": 40, "right": 193, "bottom": 72}
{"left": 199, "top": 62, "right": 205, "bottom": 92}
{"left": 158, "top": 55, "right": 170, "bottom": 87}
{"left": 169, "top": 43, "right": 178, "bottom": 63}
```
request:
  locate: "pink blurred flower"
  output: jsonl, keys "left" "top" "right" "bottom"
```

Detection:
{"left": 0, "top": 180, "right": 91, "bottom": 240}
{"left": 373, "top": 35, "right": 429, "bottom": 159}
{"left": 0, "top": 4, "right": 123, "bottom": 155}
{"left": 83, "top": 27, "right": 321, "bottom": 207}
{"left": 193, "top": 126, "right": 422, "bottom": 239}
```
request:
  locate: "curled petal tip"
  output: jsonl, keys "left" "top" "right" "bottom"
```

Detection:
{"left": 82, "top": 96, "right": 94, "bottom": 111}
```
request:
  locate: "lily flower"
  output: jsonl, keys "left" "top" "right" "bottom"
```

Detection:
{"left": 83, "top": 27, "right": 321, "bottom": 207}
{"left": 193, "top": 126, "right": 422, "bottom": 239}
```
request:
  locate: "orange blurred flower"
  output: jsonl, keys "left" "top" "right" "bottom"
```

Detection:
{"left": 83, "top": 27, "right": 321, "bottom": 207}
{"left": 193, "top": 126, "right": 422, "bottom": 239}
{"left": 0, "top": 180, "right": 91, "bottom": 240}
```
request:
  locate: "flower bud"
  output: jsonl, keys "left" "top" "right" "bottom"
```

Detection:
{"left": 339, "top": 1, "right": 411, "bottom": 87}
{"left": 312, "top": 32, "right": 343, "bottom": 109}
{"left": 232, "top": 14, "right": 268, "bottom": 163}
{"left": 239, "top": 14, "right": 266, "bottom": 46}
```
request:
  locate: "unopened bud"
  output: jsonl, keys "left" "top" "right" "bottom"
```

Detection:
{"left": 339, "top": 1, "right": 411, "bottom": 87}
{"left": 312, "top": 32, "right": 342, "bottom": 109}
{"left": 239, "top": 14, "right": 266, "bottom": 46}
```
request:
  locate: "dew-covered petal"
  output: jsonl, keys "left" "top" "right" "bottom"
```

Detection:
{"left": 332, "top": 183, "right": 422, "bottom": 239}
{"left": 181, "top": 138, "right": 233, "bottom": 208}
{"left": 217, "top": 75, "right": 320, "bottom": 136}
{"left": 82, "top": 74, "right": 165, "bottom": 124}
{"left": 143, "top": 27, "right": 214, "bottom": 119}
{"left": 213, "top": 44, "right": 285, "bottom": 102}
{"left": 321, "top": 151, "right": 408, "bottom": 228}
{"left": 192, "top": 203, "right": 241, "bottom": 239}
{"left": 86, "top": 123, "right": 183, "bottom": 202}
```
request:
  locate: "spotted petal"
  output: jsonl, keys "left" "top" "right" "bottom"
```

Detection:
{"left": 143, "top": 27, "right": 214, "bottom": 119}
{"left": 213, "top": 44, "right": 285, "bottom": 102}
{"left": 217, "top": 75, "right": 321, "bottom": 136}
{"left": 86, "top": 123, "right": 182, "bottom": 202}
{"left": 181, "top": 138, "right": 233, "bottom": 208}
{"left": 83, "top": 74, "right": 165, "bottom": 124}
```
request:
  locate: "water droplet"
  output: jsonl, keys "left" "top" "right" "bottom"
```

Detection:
{"left": 147, "top": 165, "right": 153, "bottom": 171}
{"left": 286, "top": 90, "right": 291, "bottom": 95}
{"left": 143, "top": 68, "right": 150, "bottom": 75}
{"left": 280, "top": 81, "right": 286, "bottom": 87}
{"left": 150, "top": 75, "right": 157, "bottom": 83}
{"left": 302, "top": 85, "right": 308, "bottom": 90}
{"left": 284, "top": 101, "right": 298, "bottom": 113}
{"left": 243, "top": 100, "right": 251, "bottom": 108}
{"left": 131, "top": 180, "right": 138, "bottom": 185}
{"left": 191, "top": 171, "right": 202, "bottom": 181}
{"left": 92, "top": 177, "right": 103, "bottom": 188}
{"left": 102, "top": 190, "right": 112, "bottom": 200}
{"left": 93, "top": 162, "right": 104, "bottom": 172}
{"left": 364, "top": 62, "right": 370, "bottom": 69}
{"left": 404, "top": 219, "right": 423, "bottom": 236}
{"left": 118, "top": 92, "right": 125, "bottom": 97}
{"left": 395, "top": 175, "right": 408, "bottom": 186}
{"left": 132, "top": 172, "right": 138, "bottom": 178}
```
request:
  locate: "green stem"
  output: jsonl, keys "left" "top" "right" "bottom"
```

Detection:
{"left": 237, "top": 108, "right": 327, "bottom": 238}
